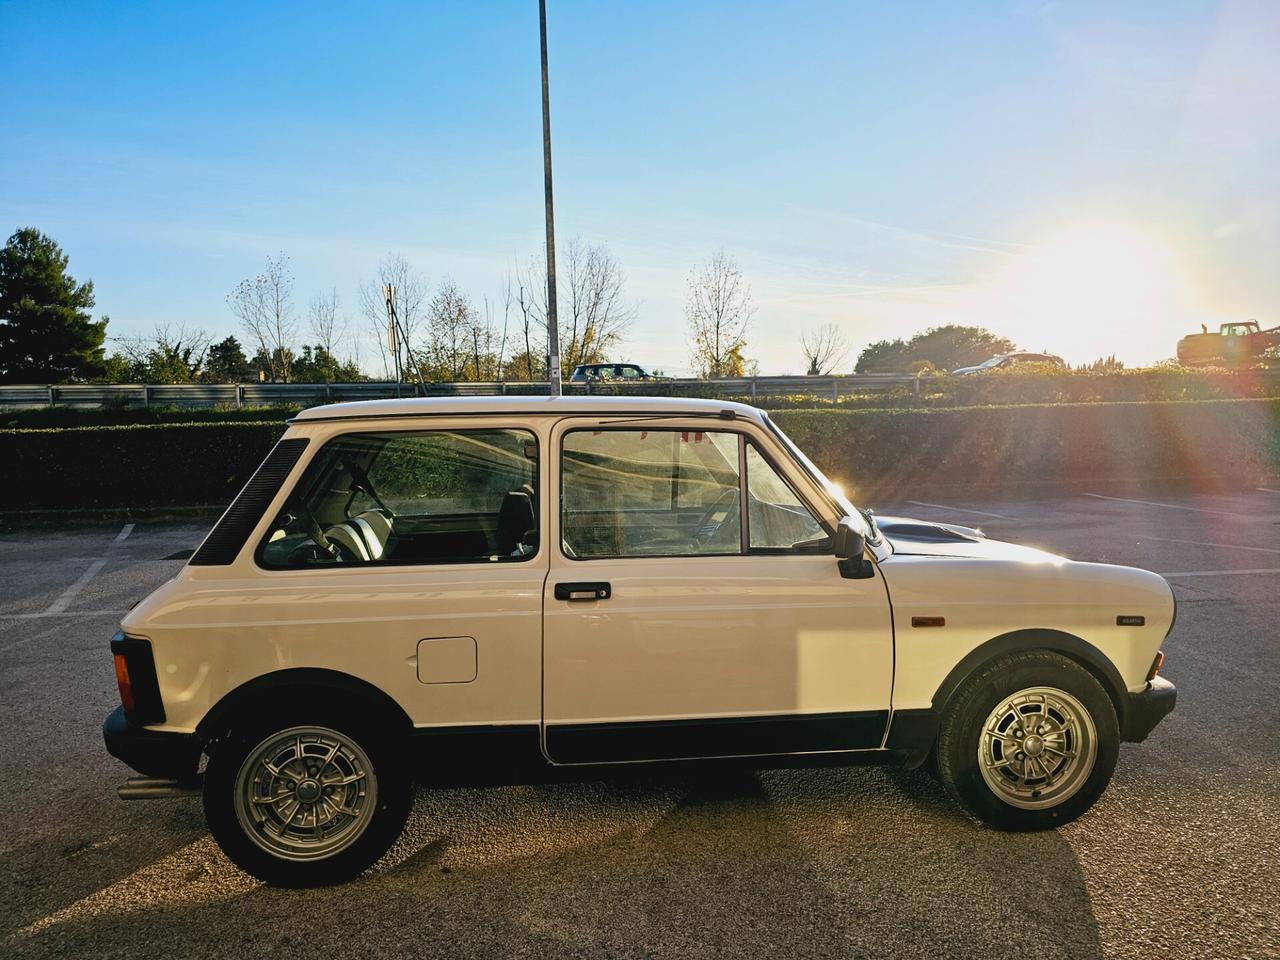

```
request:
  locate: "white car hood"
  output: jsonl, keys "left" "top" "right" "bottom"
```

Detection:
{"left": 875, "top": 515, "right": 1064, "bottom": 563}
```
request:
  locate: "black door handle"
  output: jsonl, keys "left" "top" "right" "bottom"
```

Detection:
{"left": 554, "top": 581, "right": 612, "bottom": 602}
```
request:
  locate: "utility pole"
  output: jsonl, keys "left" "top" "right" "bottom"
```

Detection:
{"left": 539, "top": 0, "right": 561, "bottom": 396}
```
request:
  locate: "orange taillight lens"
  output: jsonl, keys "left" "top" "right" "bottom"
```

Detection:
{"left": 1146, "top": 651, "right": 1165, "bottom": 683}
{"left": 113, "top": 652, "right": 135, "bottom": 713}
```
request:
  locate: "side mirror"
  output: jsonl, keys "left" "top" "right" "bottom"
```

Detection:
{"left": 833, "top": 517, "right": 865, "bottom": 560}
{"left": 834, "top": 516, "right": 875, "bottom": 580}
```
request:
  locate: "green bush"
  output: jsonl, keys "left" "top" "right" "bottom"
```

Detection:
{"left": 0, "top": 422, "right": 287, "bottom": 510}
{"left": 1, "top": 399, "right": 1275, "bottom": 511}
{"left": 772, "top": 398, "right": 1280, "bottom": 502}
{"left": 0, "top": 404, "right": 299, "bottom": 430}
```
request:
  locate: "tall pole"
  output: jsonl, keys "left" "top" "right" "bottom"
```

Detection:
{"left": 539, "top": 0, "right": 561, "bottom": 396}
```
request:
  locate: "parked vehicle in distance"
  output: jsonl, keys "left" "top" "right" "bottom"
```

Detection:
{"left": 1175, "top": 319, "right": 1280, "bottom": 367}
{"left": 103, "top": 395, "right": 1176, "bottom": 886}
{"left": 568, "top": 362, "right": 667, "bottom": 383}
{"left": 951, "top": 352, "right": 1067, "bottom": 375}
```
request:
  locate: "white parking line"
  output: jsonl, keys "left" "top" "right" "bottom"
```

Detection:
{"left": 1258, "top": 487, "right": 1280, "bottom": 495}
{"left": 905, "top": 501, "right": 1010, "bottom": 519}
{"left": 1160, "top": 568, "right": 1280, "bottom": 578}
{"left": 43, "top": 523, "right": 133, "bottom": 615}
{"left": 1082, "top": 493, "right": 1247, "bottom": 517}
{"left": 1, "top": 610, "right": 132, "bottom": 620}
{"left": 1139, "top": 535, "right": 1280, "bottom": 555}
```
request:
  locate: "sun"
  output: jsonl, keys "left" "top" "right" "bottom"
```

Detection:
{"left": 970, "top": 221, "right": 1203, "bottom": 366}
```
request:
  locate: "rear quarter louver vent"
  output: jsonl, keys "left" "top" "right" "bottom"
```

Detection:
{"left": 189, "top": 437, "right": 310, "bottom": 566}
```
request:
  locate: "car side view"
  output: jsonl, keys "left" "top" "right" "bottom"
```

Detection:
{"left": 103, "top": 396, "right": 1176, "bottom": 886}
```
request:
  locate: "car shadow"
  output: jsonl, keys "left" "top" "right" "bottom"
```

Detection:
{"left": 10, "top": 766, "right": 1104, "bottom": 959}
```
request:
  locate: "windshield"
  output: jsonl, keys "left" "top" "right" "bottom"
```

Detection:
{"left": 762, "top": 415, "right": 878, "bottom": 544}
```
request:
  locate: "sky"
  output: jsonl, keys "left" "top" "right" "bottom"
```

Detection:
{"left": 1, "top": 0, "right": 1276, "bottom": 375}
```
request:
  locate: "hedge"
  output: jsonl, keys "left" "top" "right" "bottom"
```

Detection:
{"left": 1, "top": 400, "right": 1276, "bottom": 511}
{"left": 772, "top": 398, "right": 1280, "bottom": 502}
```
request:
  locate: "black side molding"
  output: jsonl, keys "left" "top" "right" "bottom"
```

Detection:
{"left": 546, "top": 710, "right": 889, "bottom": 764}
{"left": 190, "top": 437, "right": 309, "bottom": 565}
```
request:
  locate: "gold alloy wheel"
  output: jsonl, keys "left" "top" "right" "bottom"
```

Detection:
{"left": 978, "top": 686, "right": 1098, "bottom": 810}
{"left": 233, "top": 726, "right": 378, "bottom": 861}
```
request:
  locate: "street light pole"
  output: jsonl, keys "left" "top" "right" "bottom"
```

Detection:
{"left": 539, "top": 0, "right": 561, "bottom": 396}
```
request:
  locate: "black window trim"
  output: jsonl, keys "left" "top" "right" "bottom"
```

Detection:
{"left": 254, "top": 426, "right": 542, "bottom": 573}
{"left": 558, "top": 425, "right": 833, "bottom": 563}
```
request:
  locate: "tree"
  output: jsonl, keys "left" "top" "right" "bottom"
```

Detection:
{"left": 558, "top": 237, "right": 635, "bottom": 375}
{"left": 508, "top": 261, "right": 548, "bottom": 381}
{"left": 686, "top": 249, "right": 754, "bottom": 379}
{"left": 205, "top": 335, "right": 254, "bottom": 383}
{"left": 0, "top": 228, "right": 106, "bottom": 382}
{"left": 358, "top": 254, "right": 428, "bottom": 382}
{"left": 227, "top": 254, "right": 297, "bottom": 382}
{"left": 854, "top": 324, "right": 1016, "bottom": 373}
{"left": 308, "top": 288, "right": 346, "bottom": 357}
{"left": 422, "top": 279, "right": 479, "bottom": 381}
{"left": 800, "top": 323, "right": 850, "bottom": 375}
{"left": 292, "top": 344, "right": 363, "bottom": 383}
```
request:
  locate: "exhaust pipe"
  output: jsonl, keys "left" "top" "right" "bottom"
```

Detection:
{"left": 117, "top": 776, "right": 202, "bottom": 800}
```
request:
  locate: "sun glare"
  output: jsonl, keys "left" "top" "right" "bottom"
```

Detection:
{"left": 969, "top": 222, "right": 1203, "bottom": 365}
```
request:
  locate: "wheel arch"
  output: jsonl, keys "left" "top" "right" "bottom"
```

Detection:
{"left": 931, "top": 628, "right": 1128, "bottom": 721}
{"left": 195, "top": 668, "right": 414, "bottom": 743}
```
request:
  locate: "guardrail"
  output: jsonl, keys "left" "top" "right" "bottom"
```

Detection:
{"left": 0, "top": 375, "right": 921, "bottom": 409}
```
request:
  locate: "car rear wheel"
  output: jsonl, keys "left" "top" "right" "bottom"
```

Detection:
{"left": 936, "top": 650, "right": 1118, "bottom": 831}
{"left": 204, "top": 716, "right": 411, "bottom": 886}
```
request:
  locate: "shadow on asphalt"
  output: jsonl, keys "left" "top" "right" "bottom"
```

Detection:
{"left": 10, "top": 768, "right": 1104, "bottom": 960}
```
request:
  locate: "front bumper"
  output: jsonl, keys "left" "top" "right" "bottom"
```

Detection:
{"left": 102, "top": 706, "right": 202, "bottom": 780}
{"left": 1120, "top": 676, "right": 1177, "bottom": 742}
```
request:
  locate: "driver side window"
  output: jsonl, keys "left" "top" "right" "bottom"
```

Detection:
{"left": 561, "top": 429, "right": 741, "bottom": 559}
{"left": 258, "top": 428, "right": 539, "bottom": 569}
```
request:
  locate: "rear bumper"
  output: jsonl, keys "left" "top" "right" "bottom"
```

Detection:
{"left": 1121, "top": 676, "right": 1177, "bottom": 742}
{"left": 103, "top": 706, "right": 202, "bottom": 780}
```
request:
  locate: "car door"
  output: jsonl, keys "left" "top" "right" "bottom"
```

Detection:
{"left": 541, "top": 418, "right": 894, "bottom": 764}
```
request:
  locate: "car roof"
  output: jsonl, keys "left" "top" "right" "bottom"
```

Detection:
{"left": 292, "top": 394, "right": 763, "bottom": 423}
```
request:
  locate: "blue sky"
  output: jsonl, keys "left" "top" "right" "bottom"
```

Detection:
{"left": 1, "top": 0, "right": 1276, "bottom": 373}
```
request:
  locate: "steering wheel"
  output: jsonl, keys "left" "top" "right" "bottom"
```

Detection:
{"left": 693, "top": 487, "right": 740, "bottom": 548}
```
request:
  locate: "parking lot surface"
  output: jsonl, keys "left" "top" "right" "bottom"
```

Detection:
{"left": 2, "top": 489, "right": 1278, "bottom": 960}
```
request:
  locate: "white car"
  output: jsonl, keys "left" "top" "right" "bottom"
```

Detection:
{"left": 103, "top": 396, "right": 1176, "bottom": 886}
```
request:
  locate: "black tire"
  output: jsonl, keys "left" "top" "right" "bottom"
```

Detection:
{"left": 203, "top": 711, "right": 412, "bottom": 887}
{"left": 936, "top": 650, "right": 1119, "bottom": 831}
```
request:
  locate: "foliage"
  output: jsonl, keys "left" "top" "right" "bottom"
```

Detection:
{"left": 205, "top": 336, "right": 254, "bottom": 383}
{"left": 687, "top": 249, "right": 754, "bottom": 379}
{"left": 3, "top": 399, "right": 1276, "bottom": 511}
{"left": 0, "top": 421, "right": 288, "bottom": 508}
{"left": 227, "top": 254, "right": 297, "bottom": 382}
{"left": 770, "top": 399, "right": 1280, "bottom": 503}
{"left": 290, "top": 344, "right": 363, "bottom": 383}
{"left": 0, "top": 228, "right": 107, "bottom": 383}
{"left": 854, "top": 325, "right": 1016, "bottom": 374}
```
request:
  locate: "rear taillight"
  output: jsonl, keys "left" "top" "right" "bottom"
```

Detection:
{"left": 113, "top": 652, "right": 135, "bottom": 713}
{"left": 1146, "top": 651, "right": 1165, "bottom": 682}
{"left": 109, "top": 632, "right": 165, "bottom": 723}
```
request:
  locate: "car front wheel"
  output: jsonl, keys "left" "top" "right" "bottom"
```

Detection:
{"left": 203, "top": 718, "right": 412, "bottom": 886}
{"left": 936, "top": 650, "right": 1119, "bottom": 831}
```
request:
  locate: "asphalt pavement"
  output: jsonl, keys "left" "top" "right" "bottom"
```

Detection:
{"left": 2, "top": 488, "right": 1278, "bottom": 960}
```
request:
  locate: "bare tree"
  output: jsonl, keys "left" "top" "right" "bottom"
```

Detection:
{"left": 357, "top": 253, "right": 429, "bottom": 381}
{"left": 308, "top": 287, "right": 346, "bottom": 356}
{"left": 423, "top": 278, "right": 477, "bottom": 381}
{"left": 800, "top": 323, "right": 850, "bottom": 375}
{"left": 227, "top": 253, "right": 297, "bottom": 382}
{"left": 114, "top": 322, "right": 212, "bottom": 383}
{"left": 559, "top": 237, "right": 635, "bottom": 375}
{"left": 506, "top": 258, "right": 548, "bottom": 380}
{"left": 686, "top": 249, "right": 755, "bottom": 378}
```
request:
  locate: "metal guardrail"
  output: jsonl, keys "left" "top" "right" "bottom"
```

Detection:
{"left": 3, "top": 369, "right": 1277, "bottom": 409}
{"left": 0, "top": 375, "right": 921, "bottom": 409}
